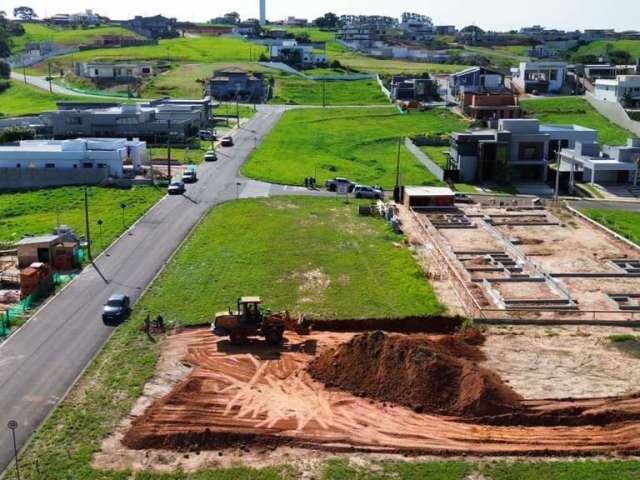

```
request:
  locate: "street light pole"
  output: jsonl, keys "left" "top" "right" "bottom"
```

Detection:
{"left": 167, "top": 120, "right": 172, "bottom": 180}
{"left": 554, "top": 150, "right": 561, "bottom": 203}
{"left": 97, "top": 219, "right": 103, "bottom": 251}
{"left": 7, "top": 420, "right": 20, "bottom": 480}
{"left": 120, "top": 203, "right": 127, "bottom": 229}
{"left": 47, "top": 62, "right": 53, "bottom": 94}
{"left": 84, "top": 187, "right": 92, "bottom": 262}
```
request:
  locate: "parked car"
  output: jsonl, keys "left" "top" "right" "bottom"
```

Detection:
{"left": 353, "top": 185, "right": 383, "bottom": 199}
{"left": 168, "top": 180, "right": 186, "bottom": 195}
{"left": 325, "top": 177, "right": 355, "bottom": 192}
{"left": 203, "top": 150, "right": 218, "bottom": 162}
{"left": 102, "top": 294, "right": 131, "bottom": 324}
{"left": 454, "top": 193, "right": 474, "bottom": 204}
{"left": 199, "top": 129, "right": 217, "bottom": 141}
{"left": 221, "top": 136, "right": 234, "bottom": 147}
{"left": 182, "top": 168, "right": 198, "bottom": 183}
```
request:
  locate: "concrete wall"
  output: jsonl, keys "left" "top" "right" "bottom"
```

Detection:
{"left": 0, "top": 168, "right": 110, "bottom": 191}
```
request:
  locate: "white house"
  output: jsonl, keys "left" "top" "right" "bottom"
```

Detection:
{"left": 511, "top": 62, "right": 566, "bottom": 94}
{"left": 75, "top": 62, "right": 155, "bottom": 82}
{"left": 594, "top": 75, "right": 640, "bottom": 106}
{"left": 0, "top": 138, "right": 148, "bottom": 178}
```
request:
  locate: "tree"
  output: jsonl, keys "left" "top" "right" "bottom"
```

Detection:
{"left": 608, "top": 50, "right": 632, "bottom": 65}
{"left": 0, "top": 60, "right": 9, "bottom": 79}
{"left": 313, "top": 12, "right": 339, "bottom": 29}
{"left": 13, "top": 6, "right": 38, "bottom": 21}
{"left": 223, "top": 12, "right": 241, "bottom": 25}
{"left": 0, "top": 126, "right": 36, "bottom": 142}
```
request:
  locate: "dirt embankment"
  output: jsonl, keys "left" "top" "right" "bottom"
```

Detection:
{"left": 308, "top": 330, "right": 523, "bottom": 417}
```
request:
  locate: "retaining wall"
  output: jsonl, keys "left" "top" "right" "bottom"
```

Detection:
{"left": 404, "top": 138, "right": 445, "bottom": 181}
{"left": 0, "top": 168, "right": 110, "bottom": 191}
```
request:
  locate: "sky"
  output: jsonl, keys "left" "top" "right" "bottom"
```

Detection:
{"left": 6, "top": 0, "right": 640, "bottom": 31}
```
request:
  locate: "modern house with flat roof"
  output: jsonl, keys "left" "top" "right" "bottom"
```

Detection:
{"left": 0, "top": 138, "right": 147, "bottom": 177}
{"left": 449, "top": 119, "right": 598, "bottom": 183}
{"left": 460, "top": 91, "right": 522, "bottom": 121}
{"left": 511, "top": 62, "right": 567, "bottom": 94}
{"left": 448, "top": 66, "right": 504, "bottom": 97}
{"left": 559, "top": 138, "right": 640, "bottom": 187}
{"left": 594, "top": 75, "right": 640, "bottom": 107}
{"left": 74, "top": 61, "right": 156, "bottom": 83}
{"left": 43, "top": 100, "right": 209, "bottom": 142}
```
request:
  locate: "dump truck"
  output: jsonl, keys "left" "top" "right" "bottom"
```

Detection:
{"left": 211, "top": 296, "right": 309, "bottom": 345}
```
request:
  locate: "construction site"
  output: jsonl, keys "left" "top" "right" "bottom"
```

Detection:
{"left": 92, "top": 196, "right": 640, "bottom": 473}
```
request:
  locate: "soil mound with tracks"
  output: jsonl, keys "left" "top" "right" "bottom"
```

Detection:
{"left": 308, "top": 330, "right": 523, "bottom": 417}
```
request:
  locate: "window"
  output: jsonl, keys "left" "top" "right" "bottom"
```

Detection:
{"left": 45, "top": 163, "right": 55, "bottom": 168}
{"left": 97, "top": 163, "right": 106, "bottom": 168}
{"left": 82, "top": 162, "right": 93, "bottom": 168}
{"left": 16, "top": 163, "right": 21, "bottom": 168}
{"left": 550, "top": 70, "right": 558, "bottom": 81}
{"left": 64, "top": 116, "right": 82, "bottom": 125}
{"left": 518, "top": 142, "right": 544, "bottom": 161}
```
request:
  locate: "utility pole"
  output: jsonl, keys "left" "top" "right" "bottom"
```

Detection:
{"left": 22, "top": 61, "right": 27, "bottom": 84}
{"left": 84, "top": 187, "right": 93, "bottom": 262}
{"left": 394, "top": 137, "right": 402, "bottom": 202}
{"left": 554, "top": 149, "right": 561, "bottom": 203}
{"left": 322, "top": 80, "right": 326, "bottom": 108}
{"left": 7, "top": 421, "right": 20, "bottom": 480}
{"left": 167, "top": 120, "right": 172, "bottom": 180}
{"left": 47, "top": 62, "right": 53, "bottom": 93}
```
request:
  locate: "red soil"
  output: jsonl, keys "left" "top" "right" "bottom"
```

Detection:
{"left": 308, "top": 331, "right": 522, "bottom": 417}
{"left": 122, "top": 329, "right": 640, "bottom": 456}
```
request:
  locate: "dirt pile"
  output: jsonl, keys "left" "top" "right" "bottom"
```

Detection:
{"left": 308, "top": 330, "right": 523, "bottom": 417}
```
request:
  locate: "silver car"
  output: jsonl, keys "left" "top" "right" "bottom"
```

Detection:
{"left": 353, "top": 185, "right": 384, "bottom": 199}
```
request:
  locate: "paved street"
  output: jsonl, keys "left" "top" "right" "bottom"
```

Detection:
{"left": 0, "top": 108, "right": 285, "bottom": 473}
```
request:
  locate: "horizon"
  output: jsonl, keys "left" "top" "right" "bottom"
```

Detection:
{"left": 5, "top": 0, "right": 640, "bottom": 32}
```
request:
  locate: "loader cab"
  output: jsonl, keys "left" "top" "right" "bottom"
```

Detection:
{"left": 238, "top": 296, "right": 262, "bottom": 324}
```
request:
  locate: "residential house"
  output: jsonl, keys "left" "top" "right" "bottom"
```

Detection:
{"left": 208, "top": 68, "right": 267, "bottom": 103}
{"left": 43, "top": 101, "right": 209, "bottom": 142}
{"left": 511, "top": 62, "right": 567, "bottom": 94}
{"left": 0, "top": 138, "right": 147, "bottom": 175}
{"left": 337, "top": 16, "right": 395, "bottom": 48}
{"left": 124, "top": 15, "right": 179, "bottom": 39}
{"left": 448, "top": 119, "right": 598, "bottom": 183}
{"left": 448, "top": 66, "right": 504, "bottom": 97}
{"left": 269, "top": 42, "right": 327, "bottom": 68}
{"left": 46, "top": 10, "right": 102, "bottom": 27}
{"left": 576, "top": 63, "right": 640, "bottom": 81}
{"left": 390, "top": 76, "right": 438, "bottom": 102}
{"left": 400, "top": 12, "right": 434, "bottom": 42}
{"left": 594, "top": 75, "right": 640, "bottom": 107}
{"left": 435, "top": 25, "right": 457, "bottom": 36}
{"left": 460, "top": 92, "right": 522, "bottom": 121}
{"left": 74, "top": 61, "right": 156, "bottom": 83}
{"left": 559, "top": 138, "right": 640, "bottom": 187}
{"left": 285, "top": 17, "right": 308, "bottom": 26}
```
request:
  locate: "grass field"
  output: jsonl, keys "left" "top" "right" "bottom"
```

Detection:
{"left": 271, "top": 75, "right": 388, "bottom": 105}
{"left": 330, "top": 50, "right": 469, "bottom": 74}
{"left": 9, "top": 23, "right": 143, "bottom": 52}
{"left": 421, "top": 146, "right": 450, "bottom": 169}
{"left": 0, "top": 80, "right": 85, "bottom": 117}
{"left": 243, "top": 107, "right": 469, "bottom": 188}
{"left": 0, "top": 186, "right": 164, "bottom": 256}
{"left": 52, "top": 36, "right": 267, "bottom": 64}
{"left": 520, "top": 97, "right": 633, "bottom": 145}
{"left": 573, "top": 40, "right": 640, "bottom": 60}
{"left": 581, "top": 208, "right": 640, "bottom": 246}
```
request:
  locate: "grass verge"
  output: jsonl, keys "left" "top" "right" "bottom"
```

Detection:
{"left": 581, "top": 208, "right": 640, "bottom": 246}
{"left": 271, "top": 76, "right": 388, "bottom": 105}
{"left": 243, "top": 107, "right": 469, "bottom": 188}
{"left": 420, "top": 146, "right": 449, "bottom": 169}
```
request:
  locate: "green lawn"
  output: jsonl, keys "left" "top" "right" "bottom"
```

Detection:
{"left": 321, "top": 459, "right": 473, "bottom": 479}
{"left": 54, "top": 36, "right": 267, "bottom": 64}
{"left": 520, "top": 97, "right": 633, "bottom": 145}
{"left": 330, "top": 50, "right": 469, "bottom": 74}
{"left": 271, "top": 75, "right": 388, "bottom": 105}
{"left": 581, "top": 208, "right": 640, "bottom": 246}
{"left": 573, "top": 40, "right": 640, "bottom": 60}
{"left": 10, "top": 23, "right": 143, "bottom": 52}
{"left": 0, "top": 186, "right": 164, "bottom": 256}
{"left": 421, "top": 146, "right": 450, "bottom": 169}
{"left": 243, "top": 107, "right": 469, "bottom": 188}
{"left": 0, "top": 80, "right": 83, "bottom": 117}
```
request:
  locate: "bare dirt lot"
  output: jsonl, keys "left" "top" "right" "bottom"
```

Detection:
{"left": 94, "top": 327, "right": 640, "bottom": 472}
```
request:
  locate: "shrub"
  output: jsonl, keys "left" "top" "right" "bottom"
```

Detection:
{"left": 0, "top": 126, "right": 36, "bottom": 143}
{"left": 0, "top": 61, "right": 10, "bottom": 80}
